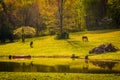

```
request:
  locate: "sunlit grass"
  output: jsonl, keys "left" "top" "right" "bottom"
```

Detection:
{"left": 0, "top": 72, "right": 120, "bottom": 80}
{"left": 0, "top": 29, "right": 120, "bottom": 60}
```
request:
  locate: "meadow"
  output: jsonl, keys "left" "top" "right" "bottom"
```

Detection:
{"left": 0, "top": 29, "right": 120, "bottom": 60}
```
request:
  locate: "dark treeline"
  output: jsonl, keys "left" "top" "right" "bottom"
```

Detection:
{"left": 0, "top": 0, "right": 120, "bottom": 42}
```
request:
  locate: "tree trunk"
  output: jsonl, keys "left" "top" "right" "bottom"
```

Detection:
{"left": 22, "top": 28, "right": 25, "bottom": 42}
{"left": 58, "top": 0, "right": 63, "bottom": 33}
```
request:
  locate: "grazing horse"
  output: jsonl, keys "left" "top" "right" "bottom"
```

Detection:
{"left": 82, "top": 36, "right": 88, "bottom": 42}
{"left": 30, "top": 41, "right": 33, "bottom": 48}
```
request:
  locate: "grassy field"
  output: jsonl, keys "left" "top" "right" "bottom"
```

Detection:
{"left": 0, "top": 29, "right": 120, "bottom": 60}
{"left": 0, "top": 72, "right": 120, "bottom": 80}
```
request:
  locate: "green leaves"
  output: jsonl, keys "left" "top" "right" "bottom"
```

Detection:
{"left": 108, "top": 0, "right": 120, "bottom": 26}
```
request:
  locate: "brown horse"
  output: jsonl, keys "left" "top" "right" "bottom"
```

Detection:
{"left": 82, "top": 36, "right": 88, "bottom": 42}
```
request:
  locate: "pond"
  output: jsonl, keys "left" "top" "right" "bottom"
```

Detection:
{"left": 0, "top": 57, "right": 120, "bottom": 73}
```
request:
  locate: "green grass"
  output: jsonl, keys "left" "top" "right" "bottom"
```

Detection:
{"left": 0, "top": 29, "right": 120, "bottom": 60}
{"left": 0, "top": 72, "right": 120, "bottom": 80}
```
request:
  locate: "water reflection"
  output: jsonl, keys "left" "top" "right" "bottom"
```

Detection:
{"left": 0, "top": 61, "right": 70, "bottom": 72}
{"left": 90, "top": 60, "right": 118, "bottom": 70}
{"left": 0, "top": 59, "right": 120, "bottom": 73}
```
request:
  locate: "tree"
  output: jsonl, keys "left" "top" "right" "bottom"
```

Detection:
{"left": 107, "top": 0, "right": 120, "bottom": 28}
{"left": 28, "top": 1, "right": 43, "bottom": 36}
{"left": 38, "top": 0, "right": 58, "bottom": 34}
{"left": 75, "top": 0, "right": 87, "bottom": 31}
{"left": 83, "top": 0, "right": 107, "bottom": 30}
{"left": 58, "top": 0, "right": 64, "bottom": 33}
{"left": 14, "top": 26, "right": 36, "bottom": 39}
{"left": 0, "top": 0, "right": 14, "bottom": 42}
{"left": 17, "top": 0, "right": 35, "bottom": 42}
{"left": 55, "top": 0, "right": 69, "bottom": 39}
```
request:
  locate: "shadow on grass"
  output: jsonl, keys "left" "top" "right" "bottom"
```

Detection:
{"left": 65, "top": 40, "right": 81, "bottom": 49}
{"left": 0, "top": 41, "right": 14, "bottom": 45}
{"left": 88, "top": 29, "right": 120, "bottom": 34}
{"left": 71, "top": 29, "right": 120, "bottom": 35}
{"left": 87, "top": 29, "right": 120, "bottom": 34}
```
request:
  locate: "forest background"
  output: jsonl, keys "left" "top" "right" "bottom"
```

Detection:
{"left": 0, "top": 0, "right": 120, "bottom": 42}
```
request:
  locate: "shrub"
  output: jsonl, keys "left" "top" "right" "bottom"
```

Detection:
{"left": 14, "top": 26, "right": 36, "bottom": 39}
{"left": 0, "top": 26, "right": 14, "bottom": 43}
{"left": 55, "top": 31, "right": 69, "bottom": 39}
{"left": 49, "top": 30, "right": 56, "bottom": 35}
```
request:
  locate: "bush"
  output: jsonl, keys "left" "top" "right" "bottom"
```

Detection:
{"left": 0, "top": 26, "right": 14, "bottom": 43}
{"left": 55, "top": 32, "right": 69, "bottom": 39}
{"left": 49, "top": 30, "right": 56, "bottom": 35}
{"left": 14, "top": 26, "right": 36, "bottom": 39}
